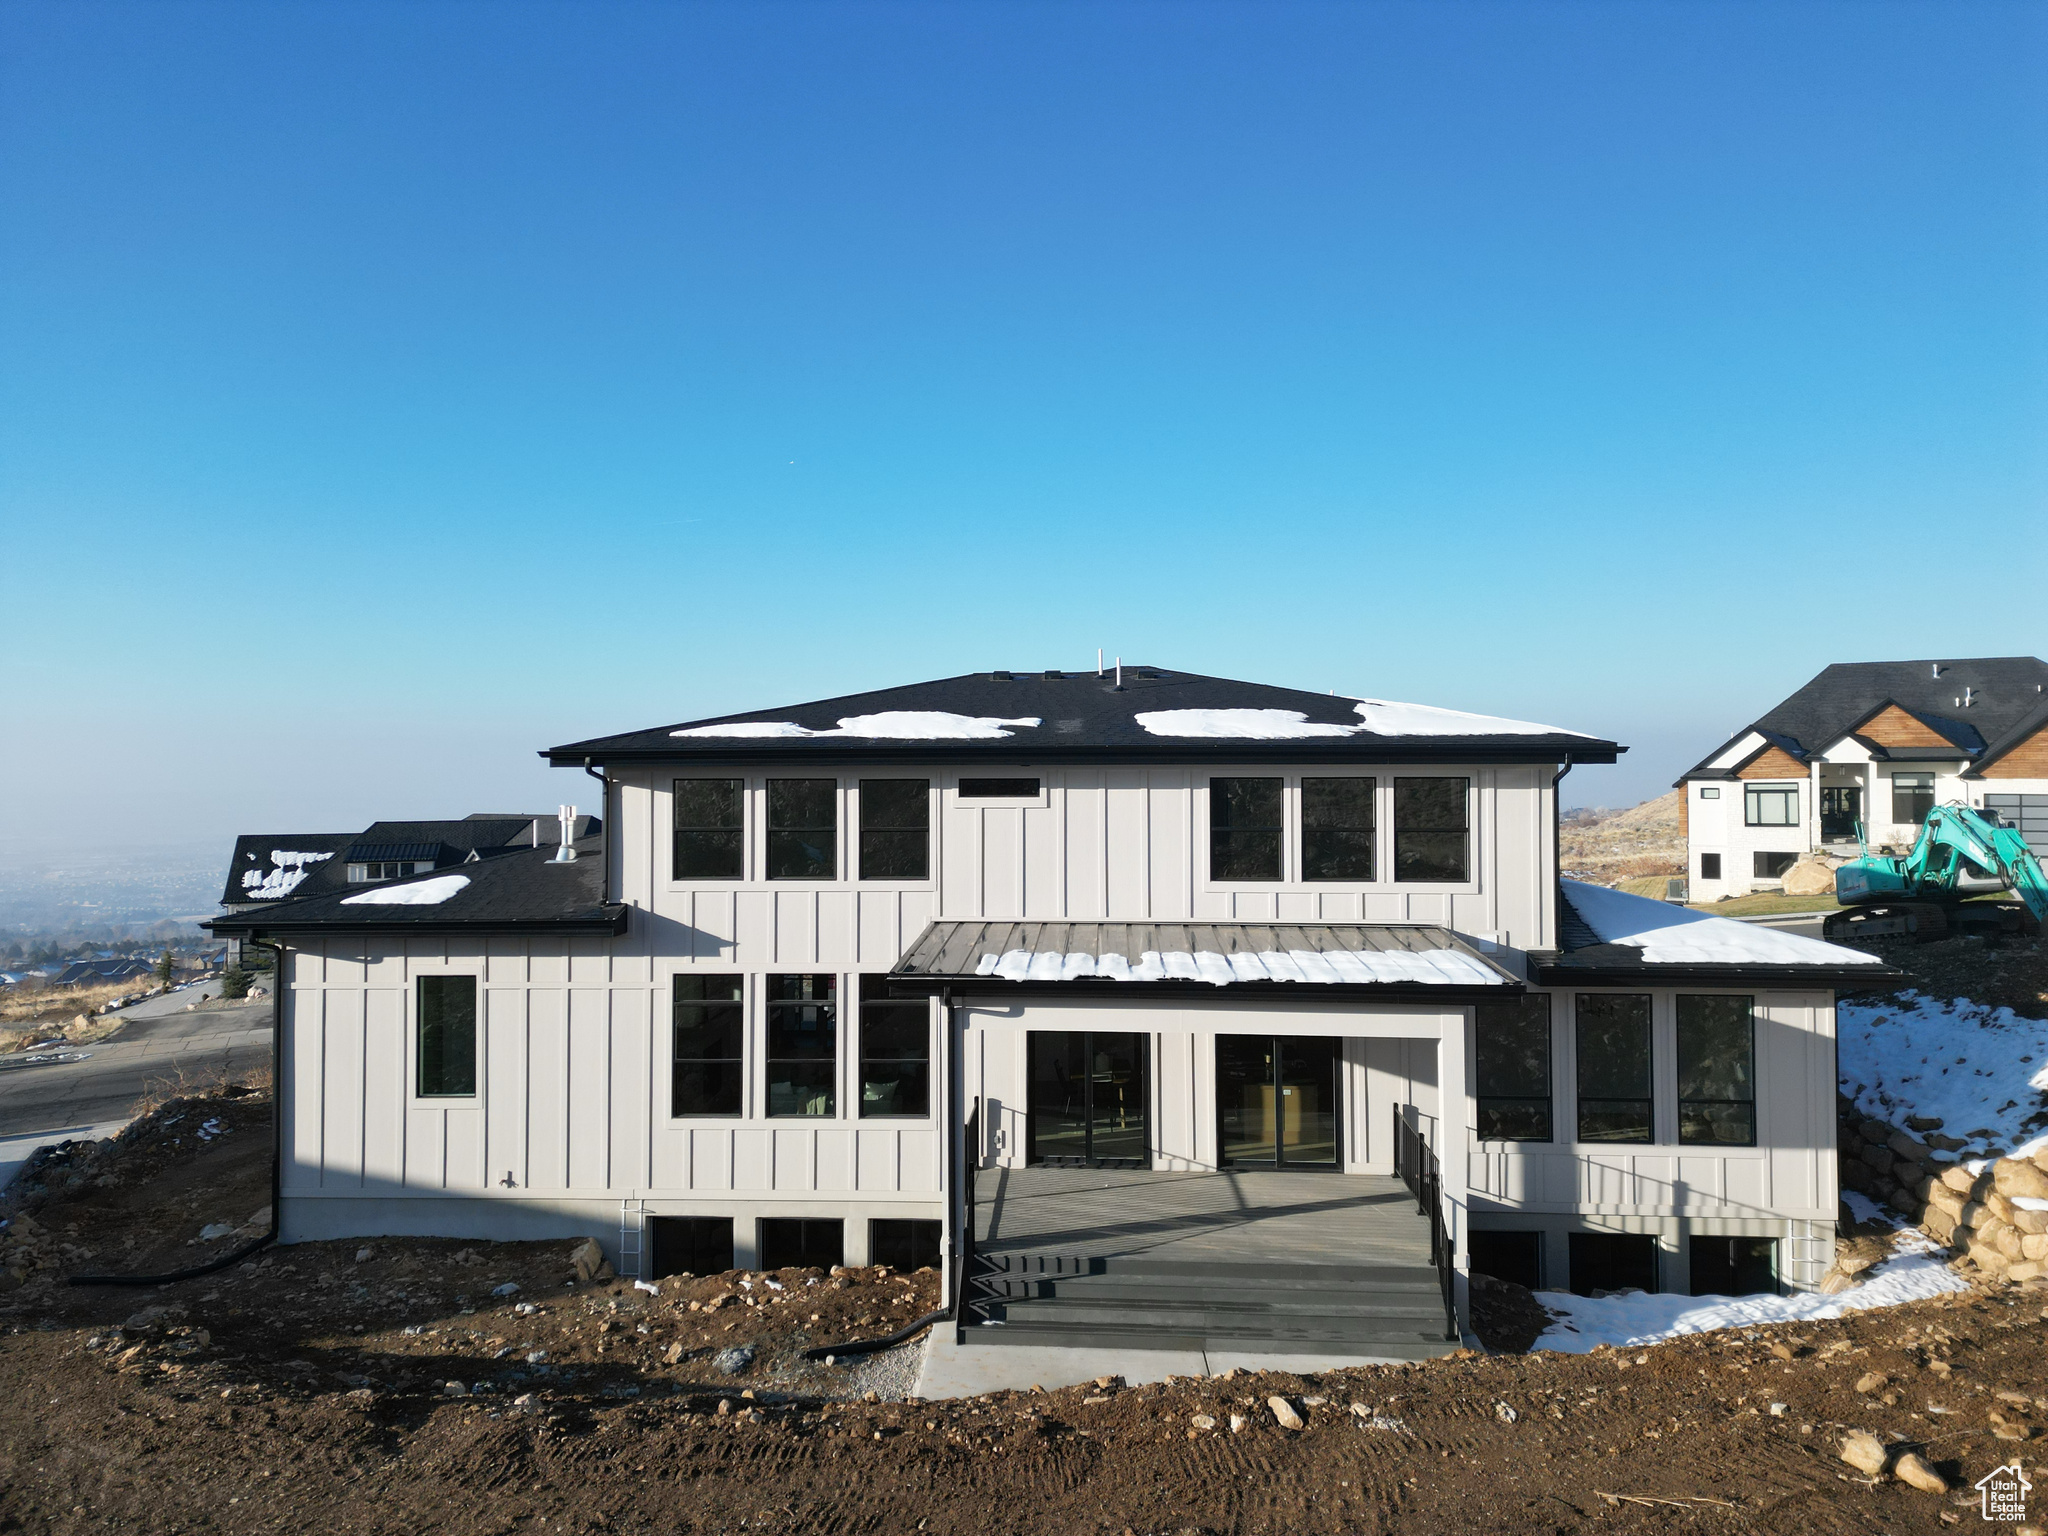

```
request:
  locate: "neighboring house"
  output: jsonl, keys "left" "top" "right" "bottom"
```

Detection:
{"left": 208, "top": 666, "right": 1893, "bottom": 1354}
{"left": 1680, "top": 657, "right": 2048, "bottom": 901}
{"left": 52, "top": 958, "right": 154, "bottom": 988}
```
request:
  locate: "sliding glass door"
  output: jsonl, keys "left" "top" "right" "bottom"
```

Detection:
{"left": 1026, "top": 1032, "right": 1149, "bottom": 1167}
{"left": 1216, "top": 1035, "right": 1340, "bottom": 1168}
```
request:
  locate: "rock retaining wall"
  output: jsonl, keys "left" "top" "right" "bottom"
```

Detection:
{"left": 1837, "top": 1093, "right": 2048, "bottom": 1285}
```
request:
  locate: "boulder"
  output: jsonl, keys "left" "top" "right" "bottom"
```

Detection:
{"left": 1839, "top": 1430, "right": 1889, "bottom": 1476}
{"left": 2008, "top": 1260, "right": 2046, "bottom": 1284}
{"left": 1925, "top": 1184, "right": 1966, "bottom": 1221}
{"left": 1782, "top": 858, "right": 1838, "bottom": 896}
{"left": 1893, "top": 1453, "right": 1948, "bottom": 1494}
{"left": 568, "top": 1238, "right": 608, "bottom": 1285}
{"left": 1941, "top": 1165, "right": 1980, "bottom": 1195}
{"left": 713, "top": 1344, "right": 756, "bottom": 1376}
{"left": 1888, "top": 1130, "right": 1931, "bottom": 1164}
{"left": 1268, "top": 1396, "right": 1305, "bottom": 1431}
{"left": 1923, "top": 1207, "right": 1958, "bottom": 1244}
{"left": 1969, "top": 1242, "right": 2010, "bottom": 1274}
{"left": 2023, "top": 1233, "right": 2048, "bottom": 1262}
{"left": 1994, "top": 1159, "right": 2048, "bottom": 1203}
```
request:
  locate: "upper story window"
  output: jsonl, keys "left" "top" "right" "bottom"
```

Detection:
{"left": 1393, "top": 777, "right": 1469, "bottom": 882}
{"left": 1743, "top": 784, "right": 1798, "bottom": 827}
{"left": 349, "top": 861, "right": 431, "bottom": 882}
{"left": 1677, "top": 995, "right": 1754, "bottom": 1146}
{"left": 859, "top": 780, "right": 929, "bottom": 880}
{"left": 673, "top": 779, "right": 744, "bottom": 879}
{"left": 1475, "top": 995, "right": 1551, "bottom": 1141}
{"left": 416, "top": 976, "right": 477, "bottom": 1098}
{"left": 1891, "top": 772, "right": 1935, "bottom": 825}
{"left": 1209, "top": 777, "right": 1283, "bottom": 881}
{"left": 766, "top": 780, "right": 836, "bottom": 879}
{"left": 1576, "top": 993, "right": 1651, "bottom": 1143}
{"left": 1302, "top": 777, "right": 1375, "bottom": 881}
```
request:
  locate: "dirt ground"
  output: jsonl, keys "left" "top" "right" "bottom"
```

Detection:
{"left": 5, "top": 1089, "right": 2048, "bottom": 1534}
{"left": 1858, "top": 929, "right": 2048, "bottom": 1020}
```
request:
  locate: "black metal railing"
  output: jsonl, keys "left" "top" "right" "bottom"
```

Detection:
{"left": 956, "top": 1097, "right": 980, "bottom": 1344}
{"left": 1395, "top": 1115, "right": 1459, "bottom": 1342}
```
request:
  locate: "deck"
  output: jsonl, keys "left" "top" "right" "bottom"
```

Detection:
{"left": 972, "top": 1165, "right": 1433, "bottom": 1268}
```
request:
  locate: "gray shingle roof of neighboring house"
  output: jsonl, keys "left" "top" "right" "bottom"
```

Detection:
{"left": 206, "top": 832, "right": 623, "bottom": 936}
{"left": 218, "top": 816, "right": 599, "bottom": 907}
{"left": 52, "top": 959, "right": 155, "bottom": 986}
{"left": 545, "top": 667, "right": 1622, "bottom": 767}
{"left": 1679, "top": 657, "right": 2048, "bottom": 781}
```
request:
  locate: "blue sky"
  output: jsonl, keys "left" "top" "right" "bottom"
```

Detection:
{"left": 2, "top": 0, "right": 2043, "bottom": 852}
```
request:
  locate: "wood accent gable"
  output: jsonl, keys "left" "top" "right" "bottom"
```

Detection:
{"left": 1981, "top": 723, "right": 2048, "bottom": 779}
{"left": 1855, "top": 703, "right": 1953, "bottom": 749}
{"left": 1737, "top": 746, "right": 1807, "bottom": 780}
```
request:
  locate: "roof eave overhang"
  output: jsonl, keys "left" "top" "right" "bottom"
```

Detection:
{"left": 884, "top": 977, "right": 1521, "bottom": 1002}
{"left": 204, "top": 907, "right": 631, "bottom": 939}
{"left": 1531, "top": 961, "right": 1901, "bottom": 990}
{"left": 546, "top": 741, "right": 1621, "bottom": 768}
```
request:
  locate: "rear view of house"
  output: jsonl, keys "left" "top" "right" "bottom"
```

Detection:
{"left": 1680, "top": 657, "right": 2048, "bottom": 900}
{"left": 210, "top": 665, "right": 1893, "bottom": 1357}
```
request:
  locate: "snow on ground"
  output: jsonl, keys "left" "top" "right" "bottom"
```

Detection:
{"left": 1563, "top": 879, "right": 1884, "bottom": 967}
{"left": 1531, "top": 1231, "right": 1969, "bottom": 1354}
{"left": 970, "top": 945, "right": 1505, "bottom": 987}
{"left": 340, "top": 875, "right": 471, "bottom": 906}
{"left": 672, "top": 712, "right": 1040, "bottom": 740}
{"left": 1839, "top": 989, "right": 2048, "bottom": 1162}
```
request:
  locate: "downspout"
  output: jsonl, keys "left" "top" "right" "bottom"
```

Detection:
{"left": 72, "top": 933, "right": 284, "bottom": 1287}
{"left": 1550, "top": 755, "right": 1574, "bottom": 957}
{"left": 582, "top": 758, "right": 610, "bottom": 907}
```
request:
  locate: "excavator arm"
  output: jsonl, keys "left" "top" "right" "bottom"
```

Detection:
{"left": 1830, "top": 802, "right": 2048, "bottom": 937}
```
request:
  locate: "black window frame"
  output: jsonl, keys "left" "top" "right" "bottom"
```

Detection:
{"left": 1676, "top": 994, "right": 1756, "bottom": 1147}
{"left": 1699, "top": 852, "right": 1722, "bottom": 881}
{"left": 416, "top": 975, "right": 477, "bottom": 1098}
{"left": 869, "top": 1218, "right": 943, "bottom": 1272}
{"left": 1575, "top": 993, "right": 1653, "bottom": 1144}
{"left": 757, "top": 1217, "right": 844, "bottom": 1271}
{"left": 857, "top": 974, "right": 929, "bottom": 1118}
{"left": 1301, "top": 776, "right": 1377, "bottom": 882}
{"left": 1891, "top": 772, "right": 1935, "bottom": 826}
{"left": 1209, "top": 776, "right": 1283, "bottom": 882}
{"left": 671, "top": 973, "right": 745, "bottom": 1118}
{"left": 765, "top": 972, "right": 838, "bottom": 1118}
{"left": 1743, "top": 783, "right": 1799, "bottom": 828}
{"left": 672, "top": 778, "right": 746, "bottom": 881}
{"left": 650, "top": 1216, "right": 734, "bottom": 1280}
{"left": 765, "top": 779, "right": 837, "bottom": 880}
{"left": 1752, "top": 851, "right": 1797, "bottom": 879}
{"left": 858, "top": 779, "right": 930, "bottom": 882}
{"left": 956, "top": 777, "right": 1042, "bottom": 800}
{"left": 1475, "top": 994, "right": 1552, "bottom": 1142}
{"left": 1393, "top": 776, "right": 1471, "bottom": 883}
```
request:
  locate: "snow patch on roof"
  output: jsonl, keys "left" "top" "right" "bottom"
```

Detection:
{"left": 1134, "top": 700, "right": 1591, "bottom": 740}
{"left": 1840, "top": 989, "right": 2048, "bottom": 1163}
{"left": 239, "top": 850, "right": 334, "bottom": 899}
{"left": 672, "top": 711, "right": 1041, "bottom": 741}
{"left": 970, "top": 946, "right": 1505, "bottom": 987}
{"left": 1532, "top": 1229, "right": 1968, "bottom": 1353}
{"left": 1563, "top": 878, "right": 1884, "bottom": 966}
{"left": 340, "top": 874, "right": 471, "bottom": 907}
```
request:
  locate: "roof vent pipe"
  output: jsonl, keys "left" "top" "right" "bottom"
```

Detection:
{"left": 1964, "top": 686, "right": 1975, "bottom": 707}
{"left": 552, "top": 805, "right": 578, "bottom": 863}
{"left": 1114, "top": 656, "right": 1122, "bottom": 690}
{"left": 1932, "top": 662, "right": 1942, "bottom": 678}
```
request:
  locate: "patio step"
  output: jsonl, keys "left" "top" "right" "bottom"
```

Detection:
{"left": 962, "top": 1252, "right": 1458, "bottom": 1358}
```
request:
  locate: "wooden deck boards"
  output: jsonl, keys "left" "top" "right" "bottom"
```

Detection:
{"left": 972, "top": 1166, "right": 1433, "bottom": 1267}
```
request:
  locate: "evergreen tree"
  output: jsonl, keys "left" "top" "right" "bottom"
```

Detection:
{"left": 221, "top": 966, "right": 250, "bottom": 1000}
{"left": 154, "top": 949, "right": 175, "bottom": 986}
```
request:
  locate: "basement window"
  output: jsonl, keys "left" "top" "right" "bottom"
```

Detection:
{"left": 1302, "top": 777, "right": 1376, "bottom": 881}
{"left": 1689, "top": 1236, "right": 1777, "bottom": 1297}
{"left": 1699, "top": 853, "right": 1722, "bottom": 881}
{"left": 1568, "top": 1232, "right": 1658, "bottom": 1295}
{"left": 1752, "top": 851, "right": 1797, "bottom": 879}
{"left": 1210, "top": 778, "right": 1283, "bottom": 881}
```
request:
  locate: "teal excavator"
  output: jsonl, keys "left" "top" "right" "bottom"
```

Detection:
{"left": 1824, "top": 802, "right": 2048, "bottom": 942}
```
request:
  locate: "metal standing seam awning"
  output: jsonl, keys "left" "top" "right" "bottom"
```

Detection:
{"left": 888, "top": 920, "right": 1522, "bottom": 991}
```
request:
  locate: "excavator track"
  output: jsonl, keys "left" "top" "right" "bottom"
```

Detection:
{"left": 1823, "top": 900, "right": 2033, "bottom": 944}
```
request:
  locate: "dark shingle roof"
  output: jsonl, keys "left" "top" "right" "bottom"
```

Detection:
{"left": 206, "top": 834, "right": 623, "bottom": 935}
{"left": 1680, "top": 657, "right": 2048, "bottom": 781}
{"left": 546, "top": 668, "right": 1621, "bottom": 766}
{"left": 218, "top": 816, "right": 599, "bottom": 906}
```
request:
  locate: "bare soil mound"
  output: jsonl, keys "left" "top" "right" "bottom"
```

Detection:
{"left": 1560, "top": 791, "right": 1686, "bottom": 884}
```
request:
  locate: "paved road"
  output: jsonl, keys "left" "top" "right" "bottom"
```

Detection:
{"left": 0, "top": 989, "right": 272, "bottom": 1141}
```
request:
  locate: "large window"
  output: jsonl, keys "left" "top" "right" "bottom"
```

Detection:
{"left": 1209, "top": 777, "right": 1283, "bottom": 881}
{"left": 1476, "top": 995, "right": 1551, "bottom": 1141}
{"left": 1753, "top": 851, "right": 1797, "bottom": 879}
{"left": 1302, "top": 777, "right": 1376, "bottom": 881}
{"left": 766, "top": 973, "right": 837, "bottom": 1117}
{"left": 859, "top": 780, "right": 929, "bottom": 880}
{"left": 1891, "top": 772, "right": 1935, "bottom": 826}
{"left": 1394, "top": 777, "right": 1470, "bottom": 882}
{"left": 1677, "top": 995, "right": 1755, "bottom": 1146}
{"left": 417, "top": 976, "right": 477, "bottom": 1097}
{"left": 858, "top": 975, "right": 929, "bottom": 1117}
{"left": 672, "top": 975, "right": 744, "bottom": 1117}
{"left": 1743, "top": 784, "right": 1799, "bottom": 827}
{"left": 673, "top": 779, "right": 744, "bottom": 879}
{"left": 1576, "top": 993, "right": 1652, "bottom": 1143}
{"left": 766, "top": 780, "right": 836, "bottom": 879}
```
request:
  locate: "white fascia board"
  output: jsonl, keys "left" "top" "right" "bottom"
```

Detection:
{"left": 1705, "top": 732, "right": 1766, "bottom": 771}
